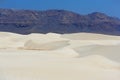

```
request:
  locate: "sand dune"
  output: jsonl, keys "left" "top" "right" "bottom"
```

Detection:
{"left": 0, "top": 54, "right": 120, "bottom": 80}
{"left": 62, "top": 33, "right": 120, "bottom": 40}
{"left": 0, "top": 32, "right": 120, "bottom": 80}
{"left": 74, "top": 45, "right": 120, "bottom": 62}
{"left": 24, "top": 40, "right": 69, "bottom": 50}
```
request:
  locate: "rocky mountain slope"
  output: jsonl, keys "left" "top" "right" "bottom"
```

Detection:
{"left": 0, "top": 8, "right": 120, "bottom": 35}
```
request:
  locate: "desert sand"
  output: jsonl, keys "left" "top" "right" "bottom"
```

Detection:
{"left": 0, "top": 32, "right": 120, "bottom": 80}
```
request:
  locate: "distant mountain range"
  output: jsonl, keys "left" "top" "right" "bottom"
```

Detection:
{"left": 0, "top": 8, "right": 120, "bottom": 35}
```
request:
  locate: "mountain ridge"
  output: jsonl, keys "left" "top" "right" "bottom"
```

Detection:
{"left": 0, "top": 8, "right": 120, "bottom": 35}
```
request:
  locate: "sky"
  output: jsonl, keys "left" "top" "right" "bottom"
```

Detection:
{"left": 0, "top": 0, "right": 120, "bottom": 18}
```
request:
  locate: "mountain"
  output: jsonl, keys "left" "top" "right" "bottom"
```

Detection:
{"left": 0, "top": 8, "right": 120, "bottom": 35}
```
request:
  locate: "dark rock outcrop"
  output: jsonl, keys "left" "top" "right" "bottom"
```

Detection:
{"left": 0, "top": 8, "right": 120, "bottom": 35}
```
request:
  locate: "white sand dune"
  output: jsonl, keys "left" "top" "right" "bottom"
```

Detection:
{"left": 62, "top": 33, "right": 120, "bottom": 40}
{"left": 0, "top": 32, "right": 120, "bottom": 80}
{"left": 24, "top": 40, "right": 69, "bottom": 50}
{"left": 74, "top": 45, "right": 120, "bottom": 62}
{"left": 0, "top": 53, "right": 120, "bottom": 80}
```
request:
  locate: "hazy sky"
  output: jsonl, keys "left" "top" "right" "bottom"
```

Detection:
{"left": 0, "top": 0, "right": 120, "bottom": 18}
